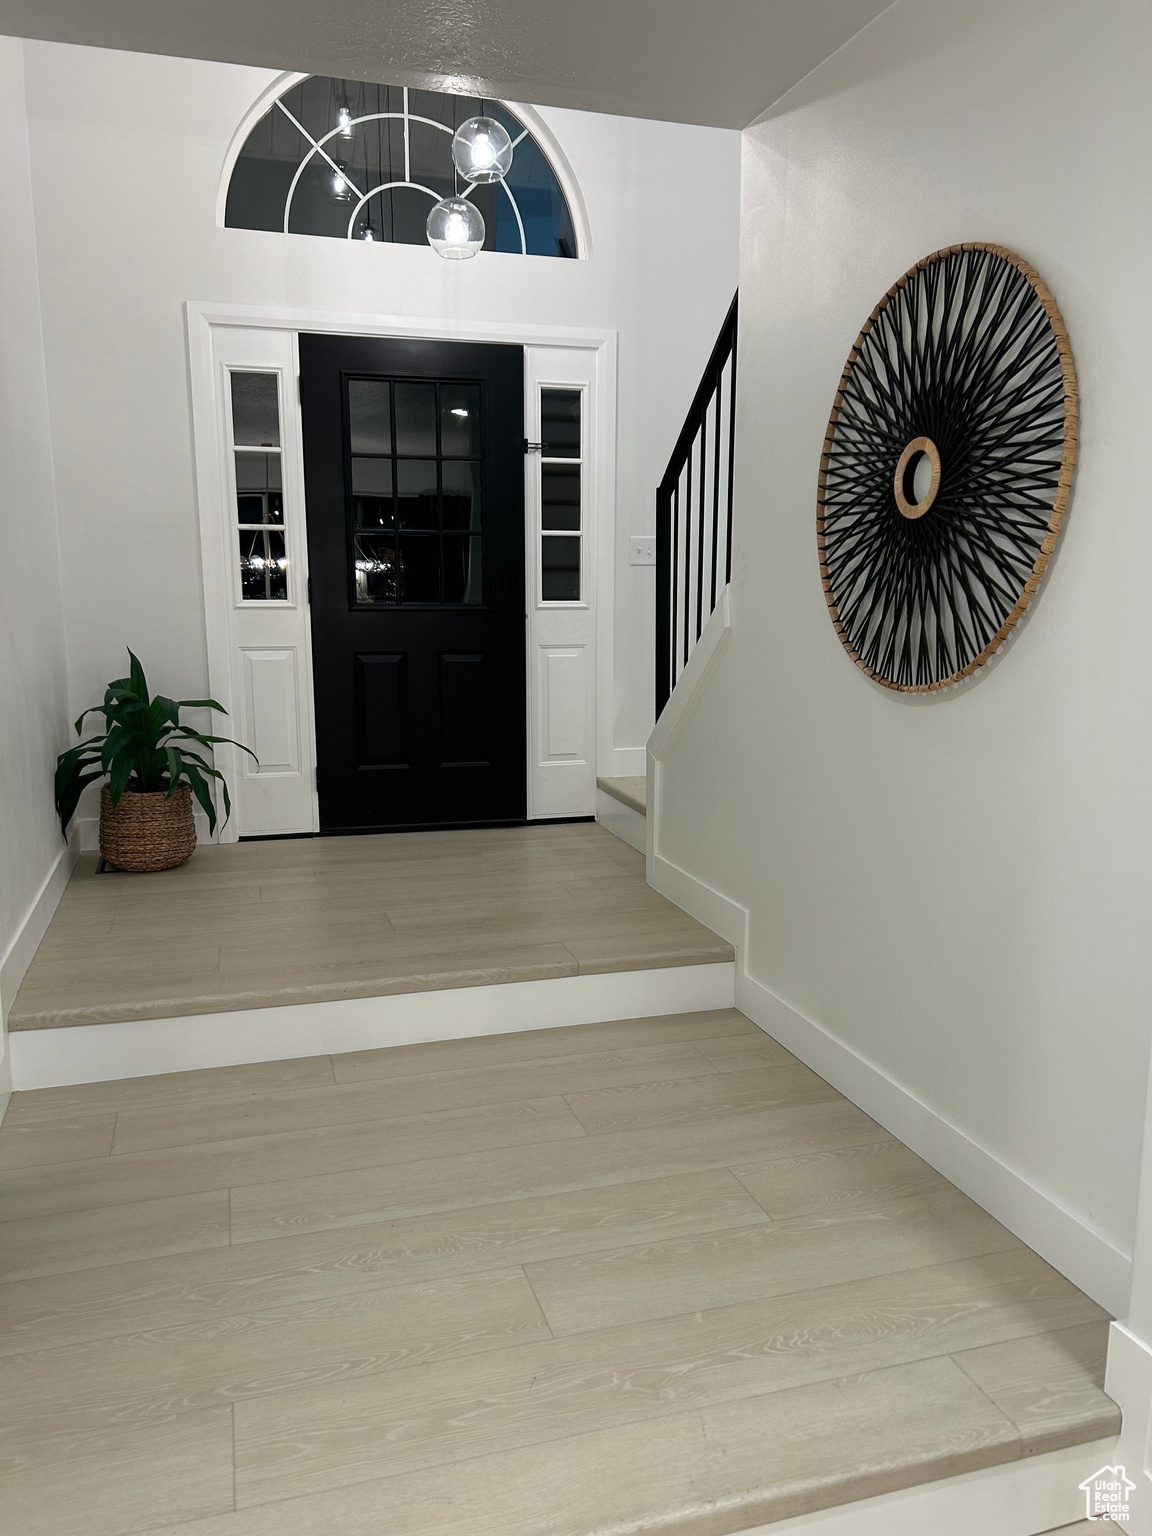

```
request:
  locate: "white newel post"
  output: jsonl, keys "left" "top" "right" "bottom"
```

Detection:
{"left": 1106, "top": 1043, "right": 1152, "bottom": 1535}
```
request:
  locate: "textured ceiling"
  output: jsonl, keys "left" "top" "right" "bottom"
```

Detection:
{"left": 0, "top": 0, "right": 895, "bottom": 128}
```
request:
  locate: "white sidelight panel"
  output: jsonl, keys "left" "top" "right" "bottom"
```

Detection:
{"left": 189, "top": 321, "right": 318, "bottom": 838}
{"left": 525, "top": 347, "right": 600, "bottom": 819}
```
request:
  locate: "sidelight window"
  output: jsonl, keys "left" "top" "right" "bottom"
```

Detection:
{"left": 539, "top": 388, "right": 582, "bottom": 604}
{"left": 229, "top": 371, "right": 288, "bottom": 601}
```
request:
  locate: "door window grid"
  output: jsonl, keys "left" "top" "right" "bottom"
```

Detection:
{"left": 347, "top": 378, "right": 484, "bottom": 606}
{"left": 539, "top": 387, "right": 582, "bottom": 604}
{"left": 229, "top": 370, "right": 289, "bottom": 602}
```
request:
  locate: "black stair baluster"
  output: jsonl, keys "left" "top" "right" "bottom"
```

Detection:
{"left": 655, "top": 483, "right": 672, "bottom": 717}
{"left": 654, "top": 293, "right": 738, "bottom": 718}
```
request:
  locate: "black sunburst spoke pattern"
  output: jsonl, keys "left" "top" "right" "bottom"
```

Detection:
{"left": 817, "top": 244, "right": 1077, "bottom": 691}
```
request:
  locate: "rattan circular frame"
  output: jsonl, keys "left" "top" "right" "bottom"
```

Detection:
{"left": 817, "top": 242, "right": 1078, "bottom": 692}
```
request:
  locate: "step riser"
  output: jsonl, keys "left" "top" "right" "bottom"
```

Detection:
{"left": 8, "top": 962, "right": 735, "bottom": 1089}
{"left": 596, "top": 789, "right": 646, "bottom": 853}
{"left": 729, "top": 1435, "right": 1118, "bottom": 1536}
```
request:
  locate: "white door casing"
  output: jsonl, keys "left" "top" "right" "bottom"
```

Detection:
{"left": 187, "top": 303, "right": 617, "bottom": 839}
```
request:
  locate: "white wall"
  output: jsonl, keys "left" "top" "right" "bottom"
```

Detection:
{"left": 657, "top": 0, "right": 1152, "bottom": 1311}
{"left": 20, "top": 41, "right": 740, "bottom": 779}
{"left": 0, "top": 37, "right": 71, "bottom": 1104}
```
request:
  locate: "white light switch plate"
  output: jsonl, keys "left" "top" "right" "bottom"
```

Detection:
{"left": 631, "top": 536, "right": 656, "bottom": 566}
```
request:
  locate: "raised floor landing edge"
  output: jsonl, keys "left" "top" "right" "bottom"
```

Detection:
{"left": 9, "top": 822, "right": 732, "bottom": 1031}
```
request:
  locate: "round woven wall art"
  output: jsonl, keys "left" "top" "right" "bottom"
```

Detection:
{"left": 817, "top": 243, "right": 1077, "bottom": 691}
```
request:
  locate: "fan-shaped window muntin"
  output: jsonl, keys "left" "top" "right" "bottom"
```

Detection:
{"left": 226, "top": 78, "right": 579, "bottom": 259}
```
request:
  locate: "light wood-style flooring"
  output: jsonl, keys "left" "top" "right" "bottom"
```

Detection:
{"left": 9, "top": 822, "right": 731, "bottom": 1031}
{"left": 1052, "top": 1525, "right": 1122, "bottom": 1532}
{"left": 0, "top": 1008, "right": 1117, "bottom": 1536}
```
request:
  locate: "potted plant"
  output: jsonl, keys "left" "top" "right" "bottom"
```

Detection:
{"left": 55, "top": 650, "right": 256, "bottom": 872}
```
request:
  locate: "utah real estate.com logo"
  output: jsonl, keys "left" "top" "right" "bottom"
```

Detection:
{"left": 1080, "top": 1464, "right": 1137, "bottom": 1522}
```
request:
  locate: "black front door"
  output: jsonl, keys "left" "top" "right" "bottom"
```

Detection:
{"left": 300, "top": 334, "right": 526, "bottom": 832}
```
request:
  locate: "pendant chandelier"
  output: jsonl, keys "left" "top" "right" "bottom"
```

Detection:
{"left": 426, "top": 116, "right": 514, "bottom": 260}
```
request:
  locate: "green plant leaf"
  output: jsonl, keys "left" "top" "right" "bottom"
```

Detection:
{"left": 141, "top": 748, "right": 168, "bottom": 793}
{"left": 180, "top": 760, "right": 218, "bottom": 834}
{"left": 127, "top": 650, "right": 150, "bottom": 707}
{"left": 170, "top": 746, "right": 213, "bottom": 770}
{"left": 170, "top": 727, "right": 259, "bottom": 764}
{"left": 103, "top": 694, "right": 145, "bottom": 731}
{"left": 100, "top": 722, "right": 139, "bottom": 774}
{"left": 74, "top": 705, "right": 109, "bottom": 736}
{"left": 217, "top": 772, "right": 231, "bottom": 828}
{"left": 54, "top": 766, "right": 105, "bottom": 837}
{"left": 164, "top": 745, "right": 184, "bottom": 794}
{"left": 184, "top": 759, "right": 232, "bottom": 831}
{"left": 104, "top": 679, "right": 135, "bottom": 708}
{"left": 57, "top": 738, "right": 105, "bottom": 771}
{"left": 187, "top": 760, "right": 228, "bottom": 785}
{"left": 199, "top": 763, "right": 232, "bottom": 828}
{"left": 106, "top": 749, "right": 135, "bottom": 807}
{"left": 55, "top": 746, "right": 100, "bottom": 783}
{"left": 55, "top": 726, "right": 105, "bottom": 830}
{"left": 176, "top": 698, "right": 228, "bottom": 713}
{"left": 145, "top": 699, "right": 174, "bottom": 758}
{"left": 55, "top": 747, "right": 101, "bottom": 812}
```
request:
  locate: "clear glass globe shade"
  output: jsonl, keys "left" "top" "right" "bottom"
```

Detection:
{"left": 330, "top": 163, "right": 353, "bottom": 203}
{"left": 452, "top": 116, "right": 513, "bottom": 184}
{"left": 426, "top": 197, "right": 485, "bottom": 260}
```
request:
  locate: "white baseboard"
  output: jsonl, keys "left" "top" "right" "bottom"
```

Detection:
{"left": 77, "top": 810, "right": 216, "bottom": 851}
{"left": 738, "top": 970, "right": 1131, "bottom": 1318}
{"left": 595, "top": 788, "right": 646, "bottom": 854}
{"left": 8, "top": 961, "right": 737, "bottom": 1089}
{"left": 1105, "top": 1322, "right": 1152, "bottom": 1535}
{"left": 0, "top": 830, "right": 80, "bottom": 1126}
{"left": 648, "top": 851, "right": 748, "bottom": 967}
{"left": 733, "top": 1435, "right": 1118, "bottom": 1536}
{"left": 611, "top": 746, "right": 647, "bottom": 775}
{"left": 0, "top": 832, "right": 79, "bottom": 1027}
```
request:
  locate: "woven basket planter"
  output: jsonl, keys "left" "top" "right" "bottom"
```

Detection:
{"left": 99, "top": 782, "right": 196, "bottom": 872}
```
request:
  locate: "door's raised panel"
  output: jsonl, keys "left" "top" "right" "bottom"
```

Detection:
{"left": 241, "top": 649, "right": 300, "bottom": 775}
{"left": 355, "top": 653, "right": 409, "bottom": 768}
{"left": 440, "top": 653, "right": 489, "bottom": 767}
{"left": 541, "top": 646, "right": 587, "bottom": 762}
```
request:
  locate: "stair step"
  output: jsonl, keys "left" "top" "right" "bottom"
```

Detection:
{"left": 6, "top": 822, "right": 734, "bottom": 1087}
{"left": 596, "top": 776, "right": 646, "bottom": 815}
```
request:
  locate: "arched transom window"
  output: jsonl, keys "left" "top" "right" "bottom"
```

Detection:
{"left": 226, "top": 76, "right": 580, "bottom": 259}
